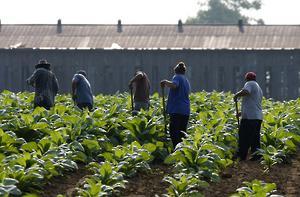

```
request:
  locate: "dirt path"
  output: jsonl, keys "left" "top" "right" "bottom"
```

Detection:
{"left": 41, "top": 163, "right": 171, "bottom": 197}
{"left": 122, "top": 151, "right": 300, "bottom": 197}
{"left": 285, "top": 152, "right": 300, "bottom": 197}
{"left": 40, "top": 151, "right": 300, "bottom": 197}
{"left": 42, "top": 164, "right": 90, "bottom": 197}
{"left": 203, "top": 151, "right": 300, "bottom": 196}
{"left": 120, "top": 164, "right": 172, "bottom": 197}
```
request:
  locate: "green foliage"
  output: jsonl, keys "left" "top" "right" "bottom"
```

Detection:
{"left": 186, "top": 0, "right": 264, "bottom": 24}
{"left": 0, "top": 90, "right": 299, "bottom": 196}
{"left": 257, "top": 145, "right": 285, "bottom": 172}
{"left": 77, "top": 162, "right": 127, "bottom": 196}
{"left": 76, "top": 178, "right": 108, "bottom": 197}
{"left": 163, "top": 91, "right": 299, "bottom": 195}
{"left": 0, "top": 174, "right": 22, "bottom": 196}
{"left": 81, "top": 139, "right": 101, "bottom": 158}
{"left": 231, "top": 179, "right": 278, "bottom": 197}
{"left": 163, "top": 173, "right": 207, "bottom": 197}
{"left": 258, "top": 99, "right": 300, "bottom": 170}
{"left": 121, "top": 115, "right": 164, "bottom": 144}
{"left": 100, "top": 141, "right": 154, "bottom": 177}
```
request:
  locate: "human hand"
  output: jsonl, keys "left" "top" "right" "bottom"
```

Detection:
{"left": 160, "top": 80, "right": 166, "bottom": 88}
{"left": 233, "top": 95, "right": 238, "bottom": 102}
{"left": 26, "top": 79, "right": 35, "bottom": 87}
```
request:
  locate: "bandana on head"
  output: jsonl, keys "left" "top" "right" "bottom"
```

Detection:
{"left": 245, "top": 72, "right": 256, "bottom": 81}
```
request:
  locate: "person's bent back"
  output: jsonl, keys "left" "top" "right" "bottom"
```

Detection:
{"left": 27, "top": 60, "right": 59, "bottom": 110}
{"left": 128, "top": 70, "right": 151, "bottom": 111}
{"left": 72, "top": 70, "right": 93, "bottom": 111}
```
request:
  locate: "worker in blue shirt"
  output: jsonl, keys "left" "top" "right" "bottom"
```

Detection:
{"left": 160, "top": 62, "right": 190, "bottom": 148}
{"left": 72, "top": 70, "right": 94, "bottom": 111}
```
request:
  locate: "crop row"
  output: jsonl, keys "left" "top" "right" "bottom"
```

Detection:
{"left": 0, "top": 90, "right": 299, "bottom": 196}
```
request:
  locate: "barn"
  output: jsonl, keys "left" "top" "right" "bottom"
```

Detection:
{"left": 0, "top": 19, "right": 300, "bottom": 100}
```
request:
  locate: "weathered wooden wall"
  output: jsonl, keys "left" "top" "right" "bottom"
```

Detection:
{"left": 0, "top": 49, "right": 299, "bottom": 100}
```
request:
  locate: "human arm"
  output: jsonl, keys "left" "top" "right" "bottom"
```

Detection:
{"left": 53, "top": 76, "right": 59, "bottom": 95}
{"left": 128, "top": 72, "right": 144, "bottom": 89}
{"left": 233, "top": 89, "right": 249, "bottom": 102}
{"left": 234, "top": 90, "right": 247, "bottom": 118}
{"left": 160, "top": 80, "right": 177, "bottom": 89}
{"left": 234, "top": 82, "right": 253, "bottom": 102}
{"left": 72, "top": 79, "right": 77, "bottom": 101}
{"left": 26, "top": 70, "right": 38, "bottom": 87}
{"left": 72, "top": 75, "right": 79, "bottom": 101}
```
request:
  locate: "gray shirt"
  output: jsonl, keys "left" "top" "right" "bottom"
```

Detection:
{"left": 27, "top": 68, "right": 59, "bottom": 106}
{"left": 73, "top": 74, "right": 93, "bottom": 105}
{"left": 241, "top": 81, "right": 263, "bottom": 120}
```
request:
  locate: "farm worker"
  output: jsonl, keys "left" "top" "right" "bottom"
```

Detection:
{"left": 26, "top": 59, "right": 59, "bottom": 110}
{"left": 128, "top": 70, "right": 151, "bottom": 111}
{"left": 160, "top": 62, "right": 190, "bottom": 148}
{"left": 72, "top": 70, "right": 94, "bottom": 111}
{"left": 233, "top": 72, "right": 263, "bottom": 161}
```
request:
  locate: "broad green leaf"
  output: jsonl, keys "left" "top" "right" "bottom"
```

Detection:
{"left": 2, "top": 178, "right": 18, "bottom": 186}
{"left": 21, "top": 114, "right": 34, "bottom": 125}
{"left": 32, "top": 107, "right": 46, "bottom": 116}
{"left": 32, "top": 122, "right": 49, "bottom": 130}
{"left": 38, "top": 138, "right": 51, "bottom": 153}
{"left": 69, "top": 141, "right": 85, "bottom": 152}
{"left": 143, "top": 143, "right": 157, "bottom": 153}
{"left": 21, "top": 142, "right": 38, "bottom": 152}
{"left": 82, "top": 139, "right": 100, "bottom": 151}
{"left": 72, "top": 151, "right": 88, "bottom": 163}
{"left": 100, "top": 162, "right": 113, "bottom": 178}
{"left": 50, "top": 131, "right": 64, "bottom": 145}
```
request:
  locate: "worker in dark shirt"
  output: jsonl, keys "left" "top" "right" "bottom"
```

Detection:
{"left": 72, "top": 70, "right": 94, "bottom": 111}
{"left": 128, "top": 70, "right": 151, "bottom": 111}
{"left": 26, "top": 59, "right": 59, "bottom": 110}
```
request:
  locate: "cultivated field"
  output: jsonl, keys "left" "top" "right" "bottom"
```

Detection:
{"left": 0, "top": 91, "right": 299, "bottom": 196}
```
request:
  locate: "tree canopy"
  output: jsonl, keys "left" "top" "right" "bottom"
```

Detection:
{"left": 185, "top": 0, "right": 264, "bottom": 24}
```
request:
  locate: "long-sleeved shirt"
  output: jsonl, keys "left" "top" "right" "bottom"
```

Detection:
{"left": 27, "top": 68, "right": 59, "bottom": 107}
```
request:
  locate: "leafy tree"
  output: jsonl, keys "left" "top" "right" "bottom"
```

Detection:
{"left": 186, "top": 0, "right": 264, "bottom": 24}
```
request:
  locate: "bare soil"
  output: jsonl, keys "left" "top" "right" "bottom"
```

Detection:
{"left": 202, "top": 151, "right": 300, "bottom": 197}
{"left": 41, "top": 152, "right": 300, "bottom": 197}
{"left": 120, "top": 164, "right": 172, "bottom": 197}
{"left": 122, "top": 152, "right": 300, "bottom": 197}
{"left": 42, "top": 164, "right": 90, "bottom": 197}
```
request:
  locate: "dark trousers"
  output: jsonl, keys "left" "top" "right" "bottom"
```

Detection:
{"left": 34, "top": 96, "right": 52, "bottom": 110}
{"left": 169, "top": 113, "right": 189, "bottom": 148}
{"left": 77, "top": 103, "right": 93, "bottom": 111}
{"left": 238, "top": 119, "right": 262, "bottom": 160}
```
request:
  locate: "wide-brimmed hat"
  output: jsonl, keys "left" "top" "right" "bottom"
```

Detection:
{"left": 35, "top": 59, "right": 51, "bottom": 69}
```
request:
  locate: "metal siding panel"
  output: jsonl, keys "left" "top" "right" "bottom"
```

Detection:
{"left": 1, "top": 25, "right": 300, "bottom": 48}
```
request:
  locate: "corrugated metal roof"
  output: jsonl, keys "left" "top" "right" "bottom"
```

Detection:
{"left": 0, "top": 24, "right": 300, "bottom": 49}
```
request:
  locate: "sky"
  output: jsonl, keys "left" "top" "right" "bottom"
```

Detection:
{"left": 0, "top": 0, "right": 299, "bottom": 24}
